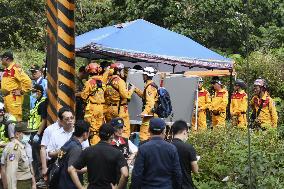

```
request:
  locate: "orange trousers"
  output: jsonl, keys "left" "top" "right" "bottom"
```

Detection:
{"left": 84, "top": 104, "right": 104, "bottom": 145}
{"left": 104, "top": 105, "right": 131, "bottom": 138}
{"left": 192, "top": 110, "right": 207, "bottom": 131}
{"left": 4, "top": 94, "right": 23, "bottom": 121}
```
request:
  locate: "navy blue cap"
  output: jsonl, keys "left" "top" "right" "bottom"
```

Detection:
{"left": 149, "top": 118, "right": 166, "bottom": 132}
{"left": 110, "top": 117, "right": 124, "bottom": 128}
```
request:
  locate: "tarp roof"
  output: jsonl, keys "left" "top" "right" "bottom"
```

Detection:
{"left": 76, "top": 19, "right": 233, "bottom": 70}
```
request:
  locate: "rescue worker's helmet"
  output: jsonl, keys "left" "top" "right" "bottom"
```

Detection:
{"left": 198, "top": 77, "right": 204, "bottom": 83}
{"left": 0, "top": 102, "right": 5, "bottom": 116}
{"left": 254, "top": 78, "right": 267, "bottom": 89}
{"left": 211, "top": 79, "right": 222, "bottom": 85}
{"left": 85, "top": 63, "right": 101, "bottom": 74}
{"left": 110, "top": 63, "right": 124, "bottom": 70}
{"left": 235, "top": 79, "right": 246, "bottom": 89}
{"left": 143, "top": 67, "right": 156, "bottom": 77}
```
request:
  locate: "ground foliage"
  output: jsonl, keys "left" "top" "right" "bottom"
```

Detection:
{"left": 190, "top": 128, "right": 284, "bottom": 188}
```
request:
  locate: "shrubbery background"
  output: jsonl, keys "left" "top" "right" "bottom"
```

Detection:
{"left": 191, "top": 128, "right": 284, "bottom": 188}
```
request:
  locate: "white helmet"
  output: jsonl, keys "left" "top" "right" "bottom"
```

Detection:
{"left": 143, "top": 67, "right": 156, "bottom": 77}
{"left": 198, "top": 77, "right": 204, "bottom": 82}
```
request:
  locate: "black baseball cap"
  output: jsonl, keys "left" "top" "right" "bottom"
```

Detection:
{"left": 110, "top": 117, "right": 124, "bottom": 128}
{"left": 0, "top": 52, "right": 14, "bottom": 60}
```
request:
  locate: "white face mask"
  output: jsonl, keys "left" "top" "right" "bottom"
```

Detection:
{"left": 21, "top": 134, "right": 30, "bottom": 144}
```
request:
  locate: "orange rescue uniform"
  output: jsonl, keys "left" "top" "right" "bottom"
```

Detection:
{"left": 104, "top": 75, "right": 134, "bottom": 138}
{"left": 250, "top": 92, "right": 278, "bottom": 129}
{"left": 81, "top": 75, "right": 106, "bottom": 145}
{"left": 209, "top": 88, "right": 228, "bottom": 128}
{"left": 135, "top": 80, "right": 158, "bottom": 141}
{"left": 230, "top": 90, "right": 248, "bottom": 128}
{"left": 191, "top": 87, "right": 209, "bottom": 131}
{"left": 1, "top": 62, "right": 32, "bottom": 121}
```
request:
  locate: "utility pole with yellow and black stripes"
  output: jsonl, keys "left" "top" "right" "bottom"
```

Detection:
{"left": 46, "top": 0, "right": 75, "bottom": 124}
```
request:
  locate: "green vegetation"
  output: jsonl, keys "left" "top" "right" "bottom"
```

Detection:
{"left": 190, "top": 128, "right": 284, "bottom": 188}
{"left": 0, "top": 0, "right": 283, "bottom": 186}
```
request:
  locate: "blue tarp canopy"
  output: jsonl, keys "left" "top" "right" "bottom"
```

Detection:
{"left": 75, "top": 19, "right": 233, "bottom": 70}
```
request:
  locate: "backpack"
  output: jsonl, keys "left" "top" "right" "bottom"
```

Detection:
{"left": 144, "top": 83, "right": 173, "bottom": 118}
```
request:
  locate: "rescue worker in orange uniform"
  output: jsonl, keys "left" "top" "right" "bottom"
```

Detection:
{"left": 104, "top": 63, "right": 135, "bottom": 138}
{"left": 209, "top": 79, "right": 228, "bottom": 128}
{"left": 81, "top": 63, "right": 106, "bottom": 145}
{"left": 134, "top": 67, "right": 158, "bottom": 141}
{"left": 192, "top": 78, "right": 209, "bottom": 131}
{"left": 230, "top": 79, "right": 248, "bottom": 129}
{"left": 0, "top": 52, "right": 32, "bottom": 121}
{"left": 250, "top": 78, "right": 278, "bottom": 129}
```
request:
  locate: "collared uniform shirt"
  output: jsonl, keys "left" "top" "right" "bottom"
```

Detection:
{"left": 1, "top": 140, "right": 33, "bottom": 189}
{"left": 135, "top": 80, "right": 158, "bottom": 115}
{"left": 197, "top": 87, "right": 210, "bottom": 111}
{"left": 250, "top": 92, "right": 278, "bottom": 128}
{"left": 230, "top": 89, "right": 248, "bottom": 116}
{"left": 209, "top": 88, "right": 228, "bottom": 113}
{"left": 105, "top": 75, "right": 134, "bottom": 105}
{"left": 1, "top": 62, "right": 31, "bottom": 93}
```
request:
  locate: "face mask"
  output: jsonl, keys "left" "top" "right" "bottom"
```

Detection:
{"left": 21, "top": 134, "right": 30, "bottom": 144}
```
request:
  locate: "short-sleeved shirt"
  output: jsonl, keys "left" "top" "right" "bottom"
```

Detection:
{"left": 1, "top": 140, "right": 33, "bottom": 189}
{"left": 58, "top": 136, "right": 83, "bottom": 189}
{"left": 171, "top": 138, "right": 197, "bottom": 189}
{"left": 46, "top": 127, "right": 89, "bottom": 156}
{"left": 41, "top": 121, "right": 60, "bottom": 147}
{"left": 37, "top": 98, "right": 47, "bottom": 120}
{"left": 73, "top": 141, "right": 127, "bottom": 189}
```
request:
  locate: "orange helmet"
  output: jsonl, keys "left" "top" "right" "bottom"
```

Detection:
{"left": 85, "top": 63, "right": 101, "bottom": 74}
{"left": 110, "top": 63, "right": 124, "bottom": 70}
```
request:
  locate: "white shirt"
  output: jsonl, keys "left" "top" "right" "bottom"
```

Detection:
{"left": 46, "top": 127, "right": 89, "bottom": 155}
{"left": 41, "top": 121, "right": 60, "bottom": 147}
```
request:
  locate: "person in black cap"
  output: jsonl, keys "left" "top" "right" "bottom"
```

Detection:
{"left": 1, "top": 122, "right": 36, "bottom": 189}
{"left": 131, "top": 118, "right": 182, "bottom": 189}
{"left": 110, "top": 117, "right": 137, "bottom": 164}
{"left": 0, "top": 51, "right": 32, "bottom": 121}
{"left": 29, "top": 64, "right": 47, "bottom": 109}
{"left": 69, "top": 123, "right": 128, "bottom": 189}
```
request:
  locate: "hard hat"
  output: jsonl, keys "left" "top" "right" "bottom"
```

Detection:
{"left": 85, "top": 63, "right": 101, "bottom": 74}
{"left": 143, "top": 67, "right": 156, "bottom": 77}
{"left": 235, "top": 79, "right": 246, "bottom": 89}
{"left": 211, "top": 79, "right": 222, "bottom": 85}
{"left": 254, "top": 78, "right": 267, "bottom": 88}
{"left": 198, "top": 77, "right": 204, "bottom": 82}
{"left": 110, "top": 63, "right": 125, "bottom": 70}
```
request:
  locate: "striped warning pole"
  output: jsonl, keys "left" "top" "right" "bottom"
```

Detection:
{"left": 46, "top": 0, "right": 75, "bottom": 125}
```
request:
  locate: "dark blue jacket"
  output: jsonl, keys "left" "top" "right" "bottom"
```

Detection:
{"left": 131, "top": 137, "right": 182, "bottom": 189}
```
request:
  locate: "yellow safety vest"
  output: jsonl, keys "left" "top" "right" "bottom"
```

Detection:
{"left": 28, "top": 97, "right": 46, "bottom": 130}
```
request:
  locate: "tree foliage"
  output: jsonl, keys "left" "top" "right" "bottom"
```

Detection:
{"left": 0, "top": 0, "right": 283, "bottom": 54}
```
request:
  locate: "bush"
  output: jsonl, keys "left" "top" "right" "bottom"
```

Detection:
{"left": 190, "top": 128, "right": 284, "bottom": 188}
